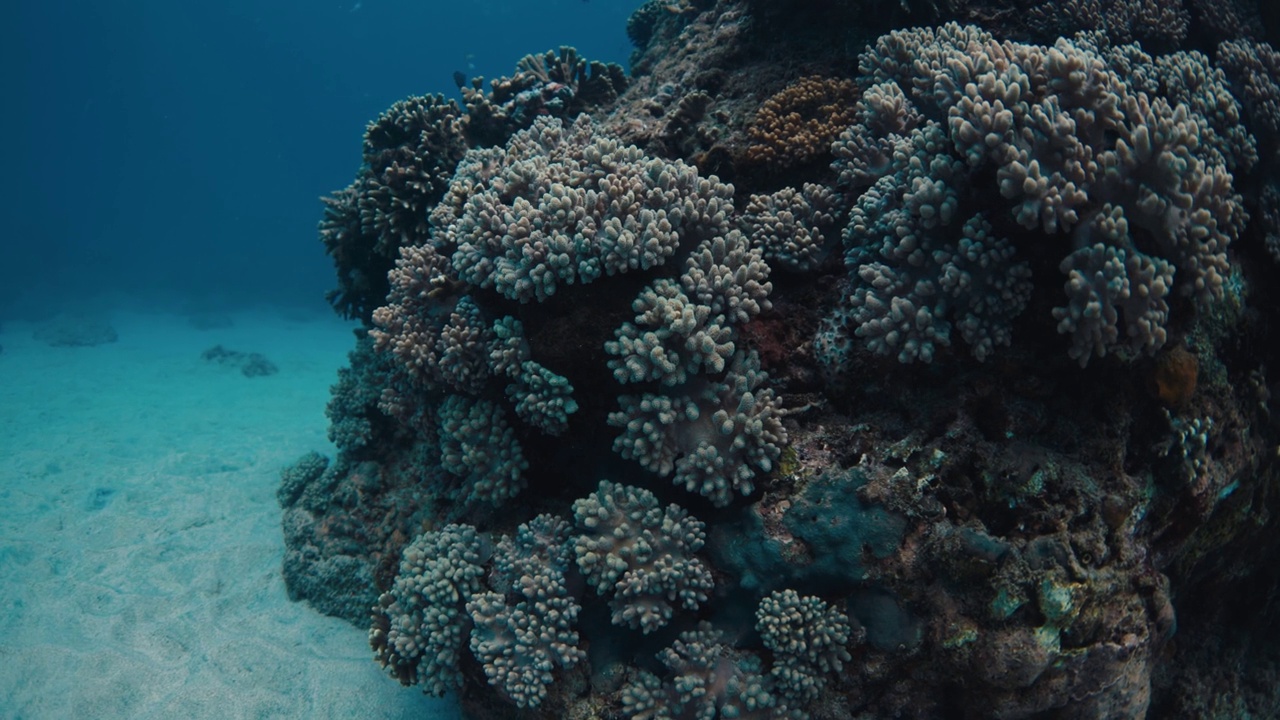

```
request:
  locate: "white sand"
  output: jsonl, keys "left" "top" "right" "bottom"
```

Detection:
{"left": 0, "top": 310, "right": 458, "bottom": 719}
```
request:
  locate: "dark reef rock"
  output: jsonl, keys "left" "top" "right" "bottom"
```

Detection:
{"left": 280, "top": 1, "right": 1280, "bottom": 717}
{"left": 200, "top": 345, "right": 278, "bottom": 377}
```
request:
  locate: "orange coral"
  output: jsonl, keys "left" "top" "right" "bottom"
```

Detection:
{"left": 1152, "top": 345, "right": 1198, "bottom": 407}
{"left": 746, "top": 75, "right": 860, "bottom": 169}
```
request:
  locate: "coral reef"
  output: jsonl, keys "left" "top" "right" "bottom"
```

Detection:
{"left": 432, "top": 114, "right": 730, "bottom": 304}
{"left": 320, "top": 94, "right": 468, "bottom": 320}
{"left": 819, "top": 24, "right": 1246, "bottom": 367}
{"left": 745, "top": 75, "right": 860, "bottom": 171}
{"left": 282, "top": 4, "right": 1280, "bottom": 719}
{"left": 572, "top": 480, "right": 713, "bottom": 633}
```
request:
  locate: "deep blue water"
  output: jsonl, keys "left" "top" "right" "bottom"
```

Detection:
{"left": 2, "top": 0, "right": 635, "bottom": 315}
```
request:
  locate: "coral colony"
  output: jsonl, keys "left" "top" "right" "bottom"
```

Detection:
{"left": 282, "top": 3, "right": 1280, "bottom": 717}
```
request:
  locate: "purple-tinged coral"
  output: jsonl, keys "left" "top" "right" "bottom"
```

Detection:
{"left": 431, "top": 114, "right": 734, "bottom": 303}
{"left": 370, "top": 244, "right": 474, "bottom": 394}
{"left": 370, "top": 524, "right": 490, "bottom": 695}
{"left": 1218, "top": 39, "right": 1280, "bottom": 140}
{"left": 572, "top": 480, "right": 713, "bottom": 633}
{"left": 433, "top": 295, "right": 494, "bottom": 395}
{"left": 609, "top": 351, "right": 787, "bottom": 506}
{"left": 466, "top": 515, "right": 584, "bottom": 708}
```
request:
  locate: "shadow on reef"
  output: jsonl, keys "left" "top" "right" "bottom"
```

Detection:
{"left": 279, "top": 1, "right": 1280, "bottom": 717}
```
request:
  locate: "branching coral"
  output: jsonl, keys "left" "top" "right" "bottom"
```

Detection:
{"left": 1051, "top": 206, "right": 1173, "bottom": 366}
{"left": 373, "top": 517, "right": 584, "bottom": 709}
{"left": 756, "top": 589, "right": 855, "bottom": 703}
{"left": 572, "top": 480, "right": 713, "bottom": 633}
{"left": 369, "top": 244, "right": 471, "bottom": 395}
{"left": 609, "top": 350, "right": 787, "bottom": 506}
{"left": 606, "top": 278, "right": 737, "bottom": 385}
{"left": 606, "top": 231, "right": 771, "bottom": 385}
{"left": 746, "top": 75, "right": 861, "bottom": 170}
{"left": 324, "top": 334, "right": 395, "bottom": 454}
{"left": 741, "top": 183, "right": 841, "bottom": 272}
{"left": 821, "top": 24, "right": 1249, "bottom": 367}
{"left": 621, "top": 622, "right": 783, "bottom": 720}
{"left": 431, "top": 114, "right": 734, "bottom": 303}
{"left": 505, "top": 360, "right": 578, "bottom": 436}
{"left": 460, "top": 47, "right": 628, "bottom": 146}
{"left": 466, "top": 514, "right": 584, "bottom": 708}
{"left": 437, "top": 394, "right": 528, "bottom": 505}
{"left": 370, "top": 524, "right": 490, "bottom": 694}
{"left": 1218, "top": 39, "right": 1280, "bottom": 141}
{"left": 321, "top": 94, "right": 468, "bottom": 319}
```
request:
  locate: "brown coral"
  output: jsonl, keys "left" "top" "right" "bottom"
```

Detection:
{"left": 1152, "top": 345, "right": 1199, "bottom": 407}
{"left": 745, "top": 75, "right": 859, "bottom": 170}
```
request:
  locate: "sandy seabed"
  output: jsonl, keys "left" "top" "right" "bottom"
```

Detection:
{"left": 0, "top": 310, "right": 458, "bottom": 719}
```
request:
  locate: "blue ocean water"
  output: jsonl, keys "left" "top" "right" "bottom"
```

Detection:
{"left": 0, "top": 3, "right": 636, "bottom": 718}
{"left": 2, "top": 0, "right": 634, "bottom": 314}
